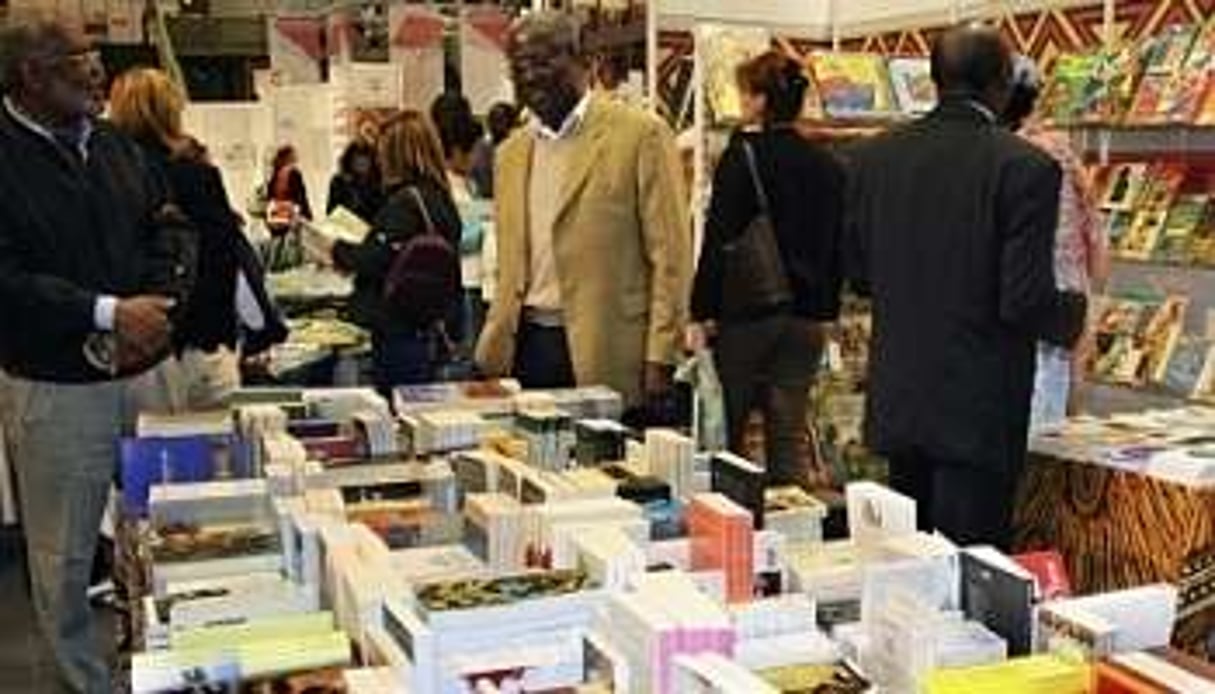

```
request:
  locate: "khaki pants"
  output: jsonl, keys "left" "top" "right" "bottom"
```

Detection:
{"left": 0, "top": 374, "right": 131, "bottom": 694}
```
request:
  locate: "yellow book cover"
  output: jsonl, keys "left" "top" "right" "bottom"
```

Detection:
{"left": 810, "top": 52, "right": 897, "bottom": 118}
{"left": 925, "top": 655, "right": 1090, "bottom": 694}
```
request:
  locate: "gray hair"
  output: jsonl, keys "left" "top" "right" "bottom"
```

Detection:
{"left": 0, "top": 20, "right": 75, "bottom": 95}
{"left": 512, "top": 11, "right": 584, "bottom": 58}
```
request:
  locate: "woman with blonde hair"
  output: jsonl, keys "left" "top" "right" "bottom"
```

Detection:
{"left": 320, "top": 110, "right": 462, "bottom": 394}
{"left": 109, "top": 67, "right": 286, "bottom": 409}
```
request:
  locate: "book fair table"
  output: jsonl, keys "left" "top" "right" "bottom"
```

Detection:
{"left": 1012, "top": 408, "right": 1215, "bottom": 660}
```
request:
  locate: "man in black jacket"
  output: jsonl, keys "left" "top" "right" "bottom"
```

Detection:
{"left": 0, "top": 22, "right": 192, "bottom": 692}
{"left": 846, "top": 25, "right": 1086, "bottom": 548}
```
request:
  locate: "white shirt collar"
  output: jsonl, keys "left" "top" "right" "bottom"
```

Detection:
{"left": 534, "top": 92, "right": 591, "bottom": 141}
{"left": 965, "top": 99, "right": 997, "bottom": 124}
{"left": 4, "top": 96, "right": 93, "bottom": 160}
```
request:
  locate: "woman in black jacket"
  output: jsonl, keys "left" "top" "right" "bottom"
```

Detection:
{"left": 109, "top": 68, "right": 287, "bottom": 409}
{"left": 326, "top": 138, "right": 384, "bottom": 222}
{"left": 689, "top": 51, "right": 845, "bottom": 487}
{"left": 320, "top": 111, "right": 462, "bottom": 394}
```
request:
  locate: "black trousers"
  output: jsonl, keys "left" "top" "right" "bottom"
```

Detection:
{"left": 887, "top": 452, "right": 1021, "bottom": 550}
{"left": 513, "top": 322, "right": 576, "bottom": 391}
{"left": 715, "top": 314, "right": 824, "bottom": 487}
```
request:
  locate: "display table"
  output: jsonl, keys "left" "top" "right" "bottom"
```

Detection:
{"left": 1013, "top": 451, "right": 1215, "bottom": 660}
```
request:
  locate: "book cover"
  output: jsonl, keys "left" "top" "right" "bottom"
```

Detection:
{"left": 1141, "top": 24, "right": 1199, "bottom": 76}
{"left": 810, "top": 52, "right": 898, "bottom": 118}
{"left": 1155, "top": 195, "right": 1209, "bottom": 263}
{"left": 699, "top": 25, "right": 771, "bottom": 126}
{"left": 710, "top": 452, "right": 765, "bottom": 529}
{"left": 1127, "top": 75, "right": 1169, "bottom": 124}
{"left": 1142, "top": 296, "right": 1188, "bottom": 385}
{"left": 1014, "top": 550, "right": 1073, "bottom": 602}
{"left": 1118, "top": 210, "right": 1169, "bottom": 260}
{"left": 1160, "top": 336, "right": 1215, "bottom": 397}
{"left": 1198, "top": 74, "right": 1215, "bottom": 125}
{"left": 1100, "top": 164, "right": 1149, "bottom": 212}
{"left": 960, "top": 547, "right": 1037, "bottom": 656}
{"left": 1042, "top": 53, "right": 1102, "bottom": 124}
{"left": 887, "top": 57, "right": 936, "bottom": 115}
{"left": 1156, "top": 70, "right": 1210, "bottom": 122}
{"left": 120, "top": 437, "right": 220, "bottom": 517}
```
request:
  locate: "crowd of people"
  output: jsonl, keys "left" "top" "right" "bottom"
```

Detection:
{"left": 0, "top": 13, "right": 1102, "bottom": 693}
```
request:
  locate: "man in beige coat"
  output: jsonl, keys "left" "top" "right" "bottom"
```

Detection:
{"left": 476, "top": 12, "right": 690, "bottom": 409}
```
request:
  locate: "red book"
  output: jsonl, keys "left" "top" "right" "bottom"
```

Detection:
{"left": 1014, "top": 550, "right": 1072, "bottom": 601}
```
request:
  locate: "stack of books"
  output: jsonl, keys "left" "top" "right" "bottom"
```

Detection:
{"left": 1096, "top": 649, "right": 1215, "bottom": 693}
{"left": 673, "top": 651, "right": 781, "bottom": 693}
{"left": 384, "top": 569, "right": 601, "bottom": 692}
{"left": 1037, "top": 583, "right": 1178, "bottom": 659}
{"left": 147, "top": 479, "right": 283, "bottom": 593}
{"left": 602, "top": 570, "right": 736, "bottom": 693}
{"left": 393, "top": 379, "right": 523, "bottom": 418}
{"left": 688, "top": 493, "right": 755, "bottom": 604}
{"left": 728, "top": 594, "right": 838, "bottom": 670}
{"left": 406, "top": 409, "right": 488, "bottom": 455}
{"left": 647, "top": 429, "right": 697, "bottom": 501}
{"left": 575, "top": 418, "right": 630, "bottom": 466}
{"left": 131, "top": 612, "right": 352, "bottom": 693}
{"left": 517, "top": 407, "right": 576, "bottom": 471}
{"left": 463, "top": 492, "right": 524, "bottom": 572}
{"left": 764, "top": 486, "right": 828, "bottom": 544}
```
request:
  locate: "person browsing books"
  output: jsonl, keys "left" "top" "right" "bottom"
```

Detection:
{"left": 0, "top": 21, "right": 196, "bottom": 692}
{"left": 109, "top": 67, "right": 287, "bottom": 411}
{"left": 689, "top": 50, "right": 845, "bottom": 487}
{"left": 475, "top": 11, "right": 691, "bottom": 414}
{"left": 314, "top": 111, "right": 462, "bottom": 396}
{"left": 845, "top": 25, "right": 1088, "bottom": 548}
{"left": 1000, "top": 56, "right": 1108, "bottom": 431}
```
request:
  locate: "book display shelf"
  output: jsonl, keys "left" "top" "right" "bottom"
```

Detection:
{"left": 1048, "top": 18, "right": 1215, "bottom": 416}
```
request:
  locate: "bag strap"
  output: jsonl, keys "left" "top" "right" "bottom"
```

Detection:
{"left": 741, "top": 140, "right": 770, "bottom": 215}
{"left": 406, "top": 186, "right": 438, "bottom": 237}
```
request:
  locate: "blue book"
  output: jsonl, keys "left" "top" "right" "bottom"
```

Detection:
{"left": 120, "top": 437, "right": 220, "bottom": 517}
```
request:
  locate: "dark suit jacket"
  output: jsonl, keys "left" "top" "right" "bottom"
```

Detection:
{"left": 845, "top": 99, "right": 1087, "bottom": 472}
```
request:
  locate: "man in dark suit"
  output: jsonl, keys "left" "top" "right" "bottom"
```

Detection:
{"left": 846, "top": 25, "right": 1087, "bottom": 548}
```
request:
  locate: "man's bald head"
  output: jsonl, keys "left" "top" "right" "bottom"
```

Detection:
{"left": 930, "top": 24, "right": 1012, "bottom": 111}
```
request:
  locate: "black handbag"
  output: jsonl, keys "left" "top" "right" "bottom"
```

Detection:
{"left": 719, "top": 140, "right": 792, "bottom": 320}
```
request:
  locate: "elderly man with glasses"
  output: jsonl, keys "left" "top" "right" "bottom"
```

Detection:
{"left": 0, "top": 21, "right": 194, "bottom": 692}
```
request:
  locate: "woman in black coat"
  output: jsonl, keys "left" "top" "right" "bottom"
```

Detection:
{"left": 690, "top": 51, "right": 845, "bottom": 487}
{"left": 319, "top": 111, "right": 462, "bottom": 395}
{"left": 109, "top": 68, "right": 287, "bottom": 409}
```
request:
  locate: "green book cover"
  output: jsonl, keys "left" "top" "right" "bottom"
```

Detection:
{"left": 1155, "top": 194, "right": 1210, "bottom": 263}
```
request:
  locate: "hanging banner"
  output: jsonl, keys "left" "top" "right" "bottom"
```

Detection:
{"left": 389, "top": 4, "right": 446, "bottom": 110}
{"left": 460, "top": 6, "right": 513, "bottom": 114}
{"left": 269, "top": 15, "right": 326, "bottom": 86}
{"left": 333, "top": 62, "right": 404, "bottom": 144}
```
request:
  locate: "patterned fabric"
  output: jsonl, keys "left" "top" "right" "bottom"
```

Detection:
{"left": 1020, "top": 122, "right": 1104, "bottom": 294}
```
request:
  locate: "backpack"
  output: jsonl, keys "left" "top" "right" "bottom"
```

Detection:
{"left": 382, "top": 187, "right": 460, "bottom": 325}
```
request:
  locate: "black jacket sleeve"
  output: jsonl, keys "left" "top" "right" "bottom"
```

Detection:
{"left": 331, "top": 188, "right": 424, "bottom": 281}
{"left": 691, "top": 137, "right": 754, "bottom": 322}
{"left": 327, "top": 176, "right": 350, "bottom": 216}
{"left": 997, "top": 153, "right": 1087, "bottom": 348}
{"left": 137, "top": 151, "right": 198, "bottom": 308}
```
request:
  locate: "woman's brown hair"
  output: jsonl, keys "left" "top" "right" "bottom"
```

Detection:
{"left": 378, "top": 110, "right": 450, "bottom": 192}
{"left": 735, "top": 50, "right": 810, "bottom": 124}
{"left": 108, "top": 67, "right": 188, "bottom": 151}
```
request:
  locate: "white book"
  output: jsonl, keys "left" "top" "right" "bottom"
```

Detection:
{"left": 845, "top": 481, "right": 917, "bottom": 552}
